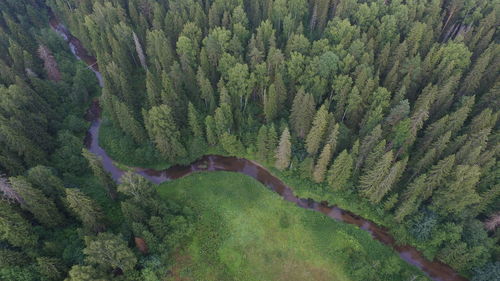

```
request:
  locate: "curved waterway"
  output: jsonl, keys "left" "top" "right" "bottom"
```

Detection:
{"left": 50, "top": 12, "right": 468, "bottom": 281}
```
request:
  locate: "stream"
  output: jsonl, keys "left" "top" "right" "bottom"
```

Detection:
{"left": 50, "top": 12, "right": 468, "bottom": 281}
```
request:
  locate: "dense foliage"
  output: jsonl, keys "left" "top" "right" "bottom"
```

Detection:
{"left": 0, "top": 0, "right": 498, "bottom": 280}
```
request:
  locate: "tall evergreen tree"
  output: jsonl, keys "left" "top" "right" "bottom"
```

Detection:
{"left": 65, "top": 188, "right": 105, "bottom": 233}
{"left": 82, "top": 149, "right": 117, "bottom": 200}
{"left": 9, "top": 176, "right": 64, "bottom": 227}
{"left": 188, "top": 102, "right": 204, "bottom": 138}
{"left": 305, "top": 104, "right": 329, "bottom": 155}
{"left": 360, "top": 150, "right": 393, "bottom": 203}
{"left": 290, "top": 89, "right": 315, "bottom": 138}
{"left": 143, "top": 105, "right": 187, "bottom": 162}
{"left": 275, "top": 127, "right": 292, "bottom": 170}
{"left": 256, "top": 125, "right": 269, "bottom": 163}
{"left": 83, "top": 232, "right": 137, "bottom": 274}
{"left": 432, "top": 165, "right": 481, "bottom": 215}
{"left": 327, "top": 149, "right": 353, "bottom": 191}
{"left": 0, "top": 200, "right": 38, "bottom": 248}
{"left": 312, "top": 143, "right": 333, "bottom": 183}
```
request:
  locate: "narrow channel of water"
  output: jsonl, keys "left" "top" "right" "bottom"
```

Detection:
{"left": 50, "top": 12, "right": 468, "bottom": 281}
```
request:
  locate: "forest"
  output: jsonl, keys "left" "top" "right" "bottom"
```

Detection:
{"left": 0, "top": 0, "right": 498, "bottom": 280}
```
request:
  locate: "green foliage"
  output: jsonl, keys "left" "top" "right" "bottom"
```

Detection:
{"left": 65, "top": 188, "right": 105, "bottom": 233}
{"left": 157, "top": 171, "right": 427, "bottom": 281}
{"left": 82, "top": 148, "right": 117, "bottom": 200}
{"left": 327, "top": 149, "right": 353, "bottom": 191}
{"left": 1, "top": 0, "right": 498, "bottom": 278}
{"left": 0, "top": 200, "right": 38, "bottom": 248}
{"left": 143, "top": 105, "right": 187, "bottom": 163}
{"left": 9, "top": 176, "right": 64, "bottom": 227}
{"left": 83, "top": 232, "right": 137, "bottom": 273}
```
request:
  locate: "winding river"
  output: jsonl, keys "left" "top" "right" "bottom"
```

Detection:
{"left": 50, "top": 12, "right": 468, "bottom": 281}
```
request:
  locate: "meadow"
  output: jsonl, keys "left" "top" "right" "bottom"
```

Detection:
{"left": 157, "top": 171, "right": 428, "bottom": 281}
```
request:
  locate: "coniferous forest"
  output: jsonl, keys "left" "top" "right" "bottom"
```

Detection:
{"left": 0, "top": 0, "right": 499, "bottom": 280}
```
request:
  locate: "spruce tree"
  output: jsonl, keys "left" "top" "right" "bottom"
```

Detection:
{"left": 65, "top": 189, "right": 105, "bottom": 233}
{"left": 264, "top": 84, "right": 278, "bottom": 123}
{"left": 112, "top": 97, "right": 147, "bottom": 143}
{"left": 395, "top": 174, "right": 427, "bottom": 222}
{"left": 214, "top": 103, "right": 233, "bottom": 135}
{"left": 267, "top": 124, "right": 278, "bottom": 163}
{"left": 143, "top": 105, "right": 187, "bottom": 162}
{"left": 305, "top": 104, "right": 329, "bottom": 155}
{"left": 256, "top": 125, "right": 268, "bottom": 163}
{"left": 0, "top": 200, "right": 38, "bottom": 248}
{"left": 327, "top": 149, "right": 353, "bottom": 191}
{"left": 312, "top": 143, "right": 333, "bottom": 183}
{"left": 10, "top": 176, "right": 64, "bottom": 228}
{"left": 82, "top": 149, "right": 117, "bottom": 200}
{"left": 83, "top": 232, "right": 137, "bottom": 273}
{"left": 205, "top": 116, "right": 217, "bottom": 145}
{"left": 290, "top": 89, "right": 315, "bottom": 138}
{"left": 188, "top": 102, "right": 204, "bottom": 138}
{"left": 220, "top": 132, "right": 245, "bottom": 155}
{"left": 360, "top": 150, "right": 393, "bottom": 203}
{"left": 275, "top": 127, "right": 292, "bottom": 170}
{"left": 432, "top": 165, "right": 481, "bottom": 215}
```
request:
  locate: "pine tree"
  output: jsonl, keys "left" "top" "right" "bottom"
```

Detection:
{"left": 65, "top": 188, "right": 105, "bottom": 233}
{"left": 305, "top": 104, "right": 329, "bottom": 155}
{"left": 82, "top": 148, "right": 117, "bottom": 200}
{"left": 327, "top": 149, "right": 353, "bottom": 191}
{"left": 10, "top": 176, "right": 64, "bottom": 227}
{"left": 275, "top": 127, "right": 292, "bottom": 170}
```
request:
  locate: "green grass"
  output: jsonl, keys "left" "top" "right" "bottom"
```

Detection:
{"left": 157, "top": 171, "right": 428, "bottom": 281}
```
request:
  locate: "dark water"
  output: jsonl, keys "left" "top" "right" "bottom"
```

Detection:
{"left": 50, "top": 12, "right": 468, "bottom": 281}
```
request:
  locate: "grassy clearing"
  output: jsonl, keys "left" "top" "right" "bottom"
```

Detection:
{"left": 157, "top": 171, "right": 428, "bottom": 281}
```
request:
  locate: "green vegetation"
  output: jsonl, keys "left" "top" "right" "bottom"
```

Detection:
{"left": 158, "top": 171, "right": 427, "bottom": 281}
{"left": 0, "top": 0, "right": 498, "bottom": 280}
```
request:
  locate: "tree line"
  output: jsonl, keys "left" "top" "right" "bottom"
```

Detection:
{"left": 0, "top": 0, "right": 498, "bottom": 280}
